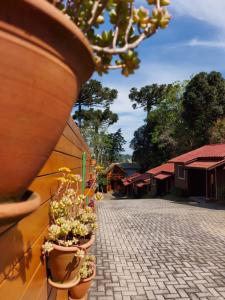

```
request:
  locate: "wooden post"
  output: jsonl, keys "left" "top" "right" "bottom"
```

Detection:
{"left": 82, "top": 152, "right": 88, "bottom": 205}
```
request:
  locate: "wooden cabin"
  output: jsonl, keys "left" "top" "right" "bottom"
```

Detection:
{"left": 104, "top": 163, "right": 140, "bottom": 194}
{"left": 169, "top": 144, "right": 225, "bottom": 201}
{"left": 147, "top": 163, "right": 175, "bottom": 196}
{"left": 122, "top": 173, "right": 151, "bottom": 198}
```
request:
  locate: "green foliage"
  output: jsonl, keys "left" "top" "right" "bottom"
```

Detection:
{"left": 48, "top": 0, "right": 171, "bottom": 76}
{"left": 130, "top": 82, "right": 185, "bottom": 170}
{"left": 182, "top": 72, "right": 225, "bottom": 148}
{"left": 130, "top": 71, "right": 225, "bottom": 171}
{"left": 209, "top": 118, "right": 225, "bottom": 143}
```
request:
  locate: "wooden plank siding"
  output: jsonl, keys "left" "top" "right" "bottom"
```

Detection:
{"left": 0, "top": 117, "right": 91, "bottom": 300}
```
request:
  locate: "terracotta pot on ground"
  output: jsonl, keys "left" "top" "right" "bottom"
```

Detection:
{"left": 0, "top": 0, "right": 94, "bottom": 201}
{"left": 69, "top": 263, "right": 96, "bottom": 300}
{"left": 48, "top": 244, "right": 85, "bottom": 283}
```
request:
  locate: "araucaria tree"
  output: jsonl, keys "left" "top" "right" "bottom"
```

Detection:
{"left": 49, "top": 0, "right": 171, "bottom": 76}
{"left": 72, "top": 79, "right": 125, "bottom": 165}
{"left": 74, "top": 79, "right": 117, "bottom": 127}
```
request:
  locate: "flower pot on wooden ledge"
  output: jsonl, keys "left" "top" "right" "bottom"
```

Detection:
{"left": 69, "top": 263, "right": 96, "bottom": 300}
{"left": 48, "top": 233, "right": 95, "bottom": 283}
{"left": 0, "top": 191, "right": 40, "bottom": 225}
{"left": 0, "top": 0, "right": 94, "bottom": 201}
{"left": 48, "top": 273, "right": 80, "bottom": 290}
{"left": 48, "top": 244, "right": 85, "bottom": 283}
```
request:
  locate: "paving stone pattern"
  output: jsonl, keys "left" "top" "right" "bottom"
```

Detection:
{"left": 89, "top": 198, "right": 225, "bottom": 300}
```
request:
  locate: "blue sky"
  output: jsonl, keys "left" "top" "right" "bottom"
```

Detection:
{"left": 93, "top": 0, "right": 225, "bottom": 154}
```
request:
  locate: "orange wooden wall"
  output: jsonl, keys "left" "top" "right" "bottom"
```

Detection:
{"left": 0, "top": 118, "right": 91, "bottom": 300}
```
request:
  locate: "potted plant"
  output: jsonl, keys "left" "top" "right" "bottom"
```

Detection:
{"left": 69, "top": 255, "right": 96, "bottom": 300}
{"left": 0, "top": 0, "right": 170, "bottom": 201}
{"left": 42, "top": 167, "right": 98, "bottom": 284}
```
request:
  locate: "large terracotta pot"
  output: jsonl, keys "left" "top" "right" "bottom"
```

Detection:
{"left": 0, "top": 0, "right": 94, "bottom": 201}
{"left": 48, "top": 244, "right": 85, "bottom": 283}
{"left": 69, "top": 263, "right": 96, "bottom": 300}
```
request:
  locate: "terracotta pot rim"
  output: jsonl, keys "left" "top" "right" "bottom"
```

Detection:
{"left": 52, "top": 234, "right": 95, "bottom": 252}
{"left": 79, "top": 233, "right": 95, "bottom": 250}
{"left": 0, "top": 191, "right": 40, "bottom": 220}
{"left": 4, "top": 0, "right": 94, "bottom": 85}
{"left": 48, "top": 274, "right": 80, "bottom": 289}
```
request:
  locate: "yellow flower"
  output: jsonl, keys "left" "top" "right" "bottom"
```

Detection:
{"left": 56, "top": 177, "right": 68, "bottom": 183}
{"left": 58, "top": 167, "right": 71, "bottom": 173}
{"left": 95, "top": 165, "right": 104, "bottom": 173}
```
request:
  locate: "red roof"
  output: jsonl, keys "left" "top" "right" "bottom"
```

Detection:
{"left": 185, "top": 159, "right": 225, "bottom": 170}
{"left": 147, "top": 163, "right": 174, "bottom": 175}
{"left": 132, "top": 173, "right": 150, "bottom": 183}
{"left": 122, "top": 173, "right": 150, "bottom": 186}
{"left": 122, "top": 172, "right": 141, "bottom": 185}
{"left": 155, "top": 173, "right": 173, "bottom": 180}
{"left": 169, "top": 144, "right": 225, "bottom": 164}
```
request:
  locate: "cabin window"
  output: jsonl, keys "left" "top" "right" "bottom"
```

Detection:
{"left": 152, "top": 178, "right": 156, "bottom": 185}
{"left": 178, "top": 165, "right": 185, "bottom": 179}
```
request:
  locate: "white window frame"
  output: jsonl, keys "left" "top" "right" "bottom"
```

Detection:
{"left": 178, "top": 165, "right": 185, "bottom": 180}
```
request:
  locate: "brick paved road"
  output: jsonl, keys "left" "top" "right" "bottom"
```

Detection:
{"left": 89, "top": 198, "right": 225, "bottom": 300}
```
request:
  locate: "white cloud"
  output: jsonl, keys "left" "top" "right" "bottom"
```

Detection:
{"left": 139, "top": 62, "right": 196, "bottom": 84}
{"left": 187, "top": 38, "right": 225, "bottom": 49}
{"left": 172, "top": 0, "right": 225, "bottom": 33}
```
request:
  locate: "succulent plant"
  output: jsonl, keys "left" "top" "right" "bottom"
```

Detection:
{"left": 42, "top": 167, "right": 100, "bottom": 253}
{"left": 79, "top": 255, "right": 96, "bottom": 280}
{"left": 48, "top": 0, "right": 171, "bottom": 76}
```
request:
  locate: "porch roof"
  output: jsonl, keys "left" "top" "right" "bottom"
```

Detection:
{"left": 185, "top": 159, "right": 225, "bottom": 170}
{"left": 169, "top": 144, "right": 225, "bottom": 164}
{"left": 147, "top": 163, "right": 174, "bottom": 175}
{"left": 155, "top": 173, "right": 173, "bottom": 180}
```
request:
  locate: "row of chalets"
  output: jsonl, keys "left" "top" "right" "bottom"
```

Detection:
{"left": 103, "top": 144, "right": 225, "bottom": 202}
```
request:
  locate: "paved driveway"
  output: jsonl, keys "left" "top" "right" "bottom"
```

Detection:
{"left": 89, "top": 198, "right": 225, "bottom": 300}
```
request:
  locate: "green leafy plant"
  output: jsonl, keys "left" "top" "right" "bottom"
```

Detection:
{"left": 42, "top": 167, "right": 99, "bottom": 254}
{"left": 48, "top": 0, "right": 171, "bottom": 76}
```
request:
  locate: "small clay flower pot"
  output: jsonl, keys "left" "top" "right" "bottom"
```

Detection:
{"left": 69, "top": 263, "right": 96, "bottom": 300}
{"left": 48, "top": 244, "right": 85, "bottom": 283}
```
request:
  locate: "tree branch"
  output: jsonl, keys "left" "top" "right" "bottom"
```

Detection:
{"left": 84, "top": 0, "right": 108, "bottom": 33}
{"left": 88, "top": 0, "right": 100, "bottom": 26}
{"left": 107, "top": 64, "right": 126, "bottom": 69}
{"left": 125, "top": 2, "right": 133, "bottom": 44}
{"left": 92, "top": 27, "right": 155, "bottom": 54}
{"left": 112, "top": 26, "right": 119, "bottom": 49}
